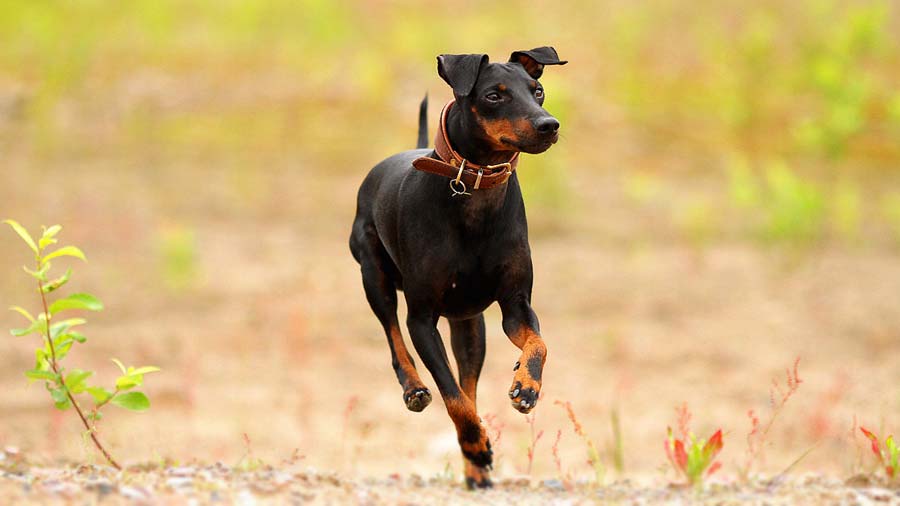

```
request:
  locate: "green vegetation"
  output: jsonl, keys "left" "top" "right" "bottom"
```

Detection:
{"left": 5, "top": 220, "right": 159, "bottom": 470}
{"left": 665, "top": 426, "right": 724, "bottom": 490}
{"left": 860, "top": 427, "right": 898, "bottom": 481}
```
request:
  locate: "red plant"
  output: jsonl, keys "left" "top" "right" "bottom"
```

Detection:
{"left": 555, "top": 400, "right": 604, "bottom": 483}
{"left": 551, "top": 429, "right": 563, "bottom": 476}
{"left": 664, "top": 405, "right": 724, "bottom": 489}
{"left": 741, "top": 357, "right": 803, "bottom": 479}
{"left": 525, "top": 413, "right": 544, "bottom": 476}
{"left": 860, "top": 427, "right": 898, "bottom": 480}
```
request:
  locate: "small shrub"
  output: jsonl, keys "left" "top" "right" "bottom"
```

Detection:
{"left": 5, "top": 219, "right": 159, "bottom": 469}
{"left": 664, "top": 404, "right": 724, "bottom": 489}
{"left": 860, "top": 427, "right": 898, "bottom": 480}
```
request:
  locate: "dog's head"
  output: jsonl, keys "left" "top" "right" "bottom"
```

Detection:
{"left": 437, "top": 47, "right": 567, "bottom": 154}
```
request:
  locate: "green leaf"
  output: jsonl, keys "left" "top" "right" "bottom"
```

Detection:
{"left": 111, "top": 358, "right": 127, "bottom": 375}
{"left": 23, "top": 263, "right": 51, "bottom": 282}
{"left": 111, "top": 391, "right": 150, "bottom": 411}
{"left": 9, "top": 306, "right": 35, "bottom": 322}
{"left": 115, "top": 374, "right": 142, "bottom": 390}
{"left": 49, "top": 386, "right": 68, "bottom": 404}
{"left": 42, "top": 246, "right": 87, "bottom": 264}
{"left": 64, "top": 370, "right": 92, "bottom": 393}
{"left": 38, "top": 237, "right": 58, "bottom": 250}
{"left": 50, "top": 318, "right": 86, "bottom": 337}
{"left": 67, "top": 331, "right": 87, "bottom": 343}
{"left": 11, "top": 317, "right": 46, "bottom": 337}
{"left": 4, "top": 219, "right": 38, "bottom": 254}
{"left": 50, "top": 323, "right": 70, "bottom": 340}
{"left": 42, "top": 225, "right": 62, "bottom": 240}
{"left": 25, "top": 370, "right": 58, "bottom": 382}
{"left": 129, "top": 366, "right": 161, "bottom": 376}
{"left": 42, "top": 269, "right": 72, "bottom": 293}
{"left": 49, "top": 293, "right": 103, "bottom": 314}
{"left": 34, "top": 348, "right": 49, "bottom": 371}
{"left": 38, "top": 225, "right": 62, "bottom": 250}
{"left": 86, "top": 386, "right": 113, "bottom": 404}
{"left": 55, "top": 339, "right": 74, "bottom": 360}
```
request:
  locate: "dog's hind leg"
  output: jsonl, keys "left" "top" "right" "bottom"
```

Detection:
{"left": 450, "top": 315, "right": 492, "bottom": 489}
{"left": 355, "top": 226, "right": 432, "bottom": 412}
{"left": 406, "top": 310, "right": 492, "bottom": 470}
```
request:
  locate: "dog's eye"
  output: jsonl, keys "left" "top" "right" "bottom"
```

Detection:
{"left": 534, "top": 88, "right": 544, "bottom": 99}
{"left": 485, "top": 92, "right": 502, "bottom": 102}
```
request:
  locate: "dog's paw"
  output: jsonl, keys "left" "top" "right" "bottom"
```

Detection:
{"left": 464, "top": 461, "right": 493, "bottom": 490}
{"left": 508, "top": 379, "right": 540, "bottom": 414}
{"left": 403, "top": 387, "right": 432, "bottom": 412}
{"left": 460, "top": 437, "right": 493, "bottom": 469}
{"left": 509, "top": 351, "right": 543, "bottom": 413}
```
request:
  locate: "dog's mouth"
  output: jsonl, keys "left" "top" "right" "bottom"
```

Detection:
{"left": 501, "top": 133, "right": 558, "bottom": 154}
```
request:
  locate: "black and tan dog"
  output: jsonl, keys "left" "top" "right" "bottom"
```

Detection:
{"left": 349, "top": 47, "right": 566, "bottom": 488}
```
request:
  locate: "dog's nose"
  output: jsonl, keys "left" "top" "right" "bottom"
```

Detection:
{"left": 535, "top": 117, "right": 560, "bottom": 134}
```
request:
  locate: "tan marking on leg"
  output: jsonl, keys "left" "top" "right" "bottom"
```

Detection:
{"left": 460, "top": 376, "right": 478, "bottom": 404}
{"left": 390, "top": 326, "right": 421, "bottom": 383}
{"left": 390, "top": 326, "right": 431, "bottom": 412}
{"left": 508, "top": 326, "right": 547, "bottom": 414}
{"left": 445, "top": 396, "right": 492, "bottom": 467}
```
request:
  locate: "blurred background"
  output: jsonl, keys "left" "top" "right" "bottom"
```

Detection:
{"left": 1, "top": 0, "right": 899, "bottom": 482}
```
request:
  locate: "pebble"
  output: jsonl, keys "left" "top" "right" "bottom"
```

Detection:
{"left": 542, "top": 478, "right": 566, "bottom": 491}
{"left": 119, "top": 485, "right": 153, "bottom": 502}
{"left": 166, "top": 476, "right": 195, "bottom": 490}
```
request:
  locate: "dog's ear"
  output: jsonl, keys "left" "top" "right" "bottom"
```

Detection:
{"left": 508, "top": 46, "right": 567, "bottom": 79}
{"left": 437, "top": 53, "right": 489, "bottom": 97}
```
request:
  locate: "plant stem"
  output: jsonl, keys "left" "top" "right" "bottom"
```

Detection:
{"left": 38, "top": 273, "right": 122, "bottom": 470}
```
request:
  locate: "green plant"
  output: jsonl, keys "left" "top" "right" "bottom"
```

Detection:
{"left": 761, "top": 161, "right": 826, "bottom": 244}
{"left": 5, "top": 219, "right": 159, "bottom": 470}
{"left": 860, "top": 427, "right": 898, "bottom": 480}
{"left": 664, "top": 404, "right": 723, "bottom": 490}
{"left": 609, "top": 408, "right": 625, "bottom": 474}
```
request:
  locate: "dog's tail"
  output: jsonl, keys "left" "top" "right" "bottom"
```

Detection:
{"left": 416, "top": 93, "right": 428, "bottom": 149}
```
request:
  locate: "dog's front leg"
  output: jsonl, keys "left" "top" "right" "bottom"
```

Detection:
{"left": 500, "top": 295, "right": 547, "bottom": 414}
{"left": 406, "top": 311, "right": 492, "bottom": 469}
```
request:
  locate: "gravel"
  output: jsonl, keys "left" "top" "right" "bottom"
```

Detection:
{"left": 2, "top": 447, "right": 899, "bottom": 506}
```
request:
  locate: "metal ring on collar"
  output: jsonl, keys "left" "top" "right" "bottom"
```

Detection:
{"left": 450, "top": 159, "right": 470, "bottom": 196}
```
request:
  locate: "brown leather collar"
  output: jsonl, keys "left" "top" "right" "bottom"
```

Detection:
{"left": 412, "top": 100, "right": 519, "bottom": 195}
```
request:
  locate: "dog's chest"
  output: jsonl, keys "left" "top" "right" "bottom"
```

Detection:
{"left": 438, "top": 257, "right": 503, "bottom": 319}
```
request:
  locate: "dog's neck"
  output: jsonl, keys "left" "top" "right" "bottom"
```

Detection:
{"left": 442, "top": 105, "right": 519, "bottom": 218}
